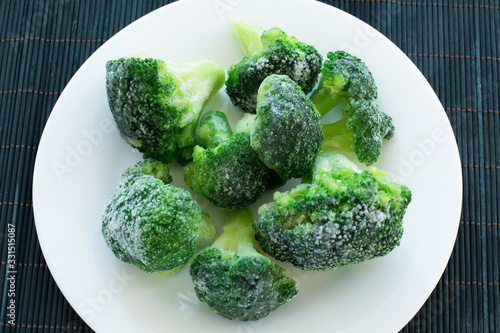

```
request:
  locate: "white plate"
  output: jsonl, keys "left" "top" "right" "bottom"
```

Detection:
{"left": 32, "top": 0, "right": 463, "bottom": 332}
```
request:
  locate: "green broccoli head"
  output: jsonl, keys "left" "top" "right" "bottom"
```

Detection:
{"left": 249, "top": 74, "right": 324, "bottom": 180}
{"left": 105, "top": 57, "right": 225, "bottom": 165}
{"left": 190, "top": 208, "right": 298, "bottom": 321}
{"left": 322, "top": 98, "right": 395, "bottom": 166}
{"left": 185, "top": 133, "right": 282, "bottom": 209}
{"left": 253, "top": 152, "right": 412, "bottom": 271}
{"left": 184, "top": 111, "right": 283, "bottom": 209}
{"left": 102, "top": 160, "right": 211, "bottom": 273}
{"left": 310, "top": 50, "right": 378, "bottom": 116}
{"left": 225, "top": 18, "right": 322, "bottom": 113}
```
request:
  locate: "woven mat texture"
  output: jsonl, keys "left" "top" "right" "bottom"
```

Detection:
{"left": 0, "top": 0, "right": 499, "bottom": 332}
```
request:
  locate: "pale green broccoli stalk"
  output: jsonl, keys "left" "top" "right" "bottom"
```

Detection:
{"left": 184, "top": 111, "right": 283, "bottom": 209}
{"left": 102, "top": 160, "right": 216, "bottom": 273}
{"left": 226, "top": 18, "right": 322, "bottom": 113}
{"left": 105, "top": 57, "right": 225, "bottom": 165}
{"left": 233, "top": 74, "right": 324, "bottom": 180}
{"left": 228, "top": 17, "right": 265, "bottom": 56}
{"left": 302, "top": 150, "right": 360, "bottom": 183}
{"left": 190, "top": 207, "right": 298, "bottom": 321}
{"left": 197, "top": 212, "right": 218, "bottom": 249}
{"left": 253, "top": 152, "right": 412, "bottom": 271}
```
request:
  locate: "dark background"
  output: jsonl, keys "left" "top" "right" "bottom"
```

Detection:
{"left": 0, "top": 0, "right": 499, "bottom": 332}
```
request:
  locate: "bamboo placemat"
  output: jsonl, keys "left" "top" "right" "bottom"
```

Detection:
{"left": 1, "top": 1, "right": 498, "bottom": 332}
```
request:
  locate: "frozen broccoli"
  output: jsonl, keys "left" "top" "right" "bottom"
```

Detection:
{"left": 322, "top": 98, "right": 394, "bottom": 165}
{"left": 253, "top": 152, "right": 412, "bottom": 271}
{"left": 226, "top": 18, "right": 322, "bottom": 113}
{"left": 105, "top": 57, "right": 225, "bottom": 165}
{"left": 190, "top": 207, "right": 298, "bottom": 321}
{"left": 309, "top": 51, "right": 394, "bottom": 165}
{"left": 184, "top": 111, "right": 283, "bottom": 209}
{"left": 102, "top": 160, "right": 216, "bottom": 273}
{"left": 310, "top": 50, "right": 378, "bottom": 114}
{"left": 233, "top": 74, "right": 324, "bottom": 180}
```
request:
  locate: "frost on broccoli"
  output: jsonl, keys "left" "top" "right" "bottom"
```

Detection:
{"left": 226, "top": 18, "right": 322, "bottom": 113}
{"left": 234, "top": 74, "right": 324, "bottom": 180}
{"left": 190, "top": 207, "right": 297, "bottom": 321}
{"left": 184, "top": 111, "right": 283, "bottom": 209}
{"left": 102, "top": 160, "right": 215, "bottom": 273}
{"left": 253, "top": 152, "right": 412, "bottom": 271}
{"left": 105, "top": 57, "right": 225, "bottom": 165}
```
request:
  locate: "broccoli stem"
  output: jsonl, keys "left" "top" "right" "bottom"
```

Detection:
{"left": 232, "top": 113, "right": 256, "bottom": 135}
{"left": 227, "top": 17, "right": 264, "bottom": 57}
{"left": 303, "top": 151, "right": 360, "bottom": 183}
{"left": 195, "top": 110, "right": 233, "bottom": 148}
{"left": 310, "top": 86, "right": 345, "bottom": 117}
{"left": 211, "top": 207, "right": 258, "bottom": 257}
{"left": 321, "top": 119, "right": 355, "bottom": 153}
{"left": 315, "top": 151, "right": 359, "bottom": 173}
{"left": 157, "top": 266, "right": 184, "bottom": 276}
{"left": 167, "top": 60, "right": 226, "bottom": 148}
{"left": 196, "top": 212, "right": 218, "bottom": 248}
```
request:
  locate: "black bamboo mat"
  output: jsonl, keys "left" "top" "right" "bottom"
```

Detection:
{"left": 1, "top": 0, "right": 498, "bottom": 332}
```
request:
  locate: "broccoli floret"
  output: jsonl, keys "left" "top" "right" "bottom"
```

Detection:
{"left": 253, "top": 152, "right": 412, "bottom": 271}
{"left": 190, "top": 207, "right": 298, "bottom": 321}
{"left": 233, "top": 74, "right": 324, "bottom": 180}
{"left": 310, "top": 50, "right": 378, "bottom": 115}
{"left": 105, "top": 57, "right": 225, "bottom": 165}
{"left": 225, "top": 18, "right": 322, "bottom": 113}
{"left": 322, "top": 98, "right": 395, "bottom": 165}
{"left": 308, "top": 51, "right": 394, "bottom": 165}
{"left": 252, "top": 75, "right": 324, "bottom": 179}
{"left": 184, "top": 111, "right": 283, "bottom": 209}
{"left": 102, "top": 160, "right": 216, "bottom": 273}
